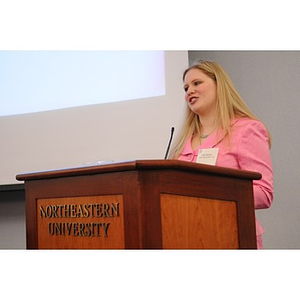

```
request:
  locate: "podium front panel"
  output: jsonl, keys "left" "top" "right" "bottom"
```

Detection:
{"left": 160, "top": 194, "right": 239, "bottom": 249}
{"left": 37, "top": 195, "right": 125, "bottom": 249}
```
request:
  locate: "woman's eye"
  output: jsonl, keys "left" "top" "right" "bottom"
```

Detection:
{"left": 183, "top": 80, "right": 202, "bottom": 92}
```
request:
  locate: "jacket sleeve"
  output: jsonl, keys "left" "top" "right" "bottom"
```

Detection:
{"left": 237, "top": 120, "right": 274, "bottom": 209}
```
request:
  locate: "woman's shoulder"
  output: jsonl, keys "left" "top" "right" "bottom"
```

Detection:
{"left": 233, "top": 117, "right": 267, "bottom": 130}
{"left": 233, "top": 117, "right": 270, "bottom": 143}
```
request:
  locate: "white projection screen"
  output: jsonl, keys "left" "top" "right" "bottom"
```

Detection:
{"left": 0, "top": 50, "right": 188, "bottom": 184}
{"left": 0, "top": 51, "right": 166, "bottom": 116}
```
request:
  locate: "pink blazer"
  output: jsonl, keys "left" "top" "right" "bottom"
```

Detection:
{"left": 178, "top": 118, "right": 274, "bottom": 246}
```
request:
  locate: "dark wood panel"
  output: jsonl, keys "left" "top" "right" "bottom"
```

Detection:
{"left": 25, "top": 171, "right": 144, "bottom": 249}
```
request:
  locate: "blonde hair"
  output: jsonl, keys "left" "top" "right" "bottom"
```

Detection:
{"left": 171, "top": 60, "right": 271, "bottom": 158}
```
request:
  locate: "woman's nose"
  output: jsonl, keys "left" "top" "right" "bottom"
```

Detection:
{"left": 188, "top": 88, "right": 195, "bottom": 95}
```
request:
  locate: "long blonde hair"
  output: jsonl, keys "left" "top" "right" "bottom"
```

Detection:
{"left": 171, "top": 60, "right": 271, "bottom": 158}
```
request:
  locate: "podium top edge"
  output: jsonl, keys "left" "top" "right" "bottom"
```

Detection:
{"left": 16, "top": 159, "right": 261, "bottom": 182}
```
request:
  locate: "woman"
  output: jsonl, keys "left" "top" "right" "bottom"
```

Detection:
{"left": 171, "top": 60, "right": 273, "bottom": 249}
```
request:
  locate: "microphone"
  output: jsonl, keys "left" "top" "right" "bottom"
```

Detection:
{"left": 164, "top": 127, "right": 175, "bottom": 159}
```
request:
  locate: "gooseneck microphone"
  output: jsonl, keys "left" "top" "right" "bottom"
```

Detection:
{"left": 164, "top": 127, "right": 175, "bottom": 159}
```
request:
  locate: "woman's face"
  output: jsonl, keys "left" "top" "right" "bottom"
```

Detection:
{"left": 183, "top": 68, "right": 217, "bottom": 117}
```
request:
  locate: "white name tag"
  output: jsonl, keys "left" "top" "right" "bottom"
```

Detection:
{"left": 196, "top": 148, "right": 219, "bottom": 166}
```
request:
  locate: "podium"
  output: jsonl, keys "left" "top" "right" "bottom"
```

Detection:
{"left": 16, "top": 160, "right": 260, "bottom": 249}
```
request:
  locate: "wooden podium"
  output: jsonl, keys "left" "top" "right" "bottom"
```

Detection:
{"left": 16, "top": 160, "right": 261, "bottom": 249}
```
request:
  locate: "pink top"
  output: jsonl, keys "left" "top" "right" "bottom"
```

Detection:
{"left": 178, "top": 118, "right": 274, "bottom": 244}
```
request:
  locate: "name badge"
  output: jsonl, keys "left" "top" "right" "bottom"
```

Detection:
{"left": 196, "top": 148, "right": 219, "bottom": 166}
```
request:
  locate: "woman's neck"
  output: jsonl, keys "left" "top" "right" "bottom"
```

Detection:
{"left": 199, "top": 114, "right": 217, "bottom": 135}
